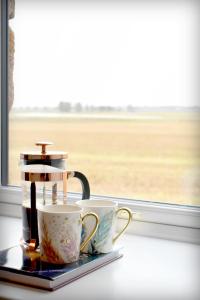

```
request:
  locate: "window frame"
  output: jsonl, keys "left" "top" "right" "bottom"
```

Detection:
{"left": 0, "top": 0, "right": 200, "bottom": 244}
{"left": 1, "top": 0, "right": 8, "bottom": 187}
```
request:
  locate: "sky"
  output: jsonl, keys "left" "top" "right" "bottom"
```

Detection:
{"left": 10, "top": 0, "right": 199, "bottom": 108}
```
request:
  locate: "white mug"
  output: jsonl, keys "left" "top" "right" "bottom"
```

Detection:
{"left": 37, "top": 204, "right": 99, "bottom": 264}
{"left": 76, "top": 199, "right": 132, "bottom": 254}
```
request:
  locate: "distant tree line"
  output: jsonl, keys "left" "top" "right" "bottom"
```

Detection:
{"left": 12, "top": 102, "right": 200, "bottom": 113}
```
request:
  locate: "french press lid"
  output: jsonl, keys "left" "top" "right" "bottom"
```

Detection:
{"left": 20, "top": 141, "right": 68, "bottom": 160}
{"left": 20, "top": 142, "right": 68, "bottom": 169}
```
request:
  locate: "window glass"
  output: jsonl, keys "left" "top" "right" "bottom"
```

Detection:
{"left": 8, "top": 0, "right": 200, "bottom": 205}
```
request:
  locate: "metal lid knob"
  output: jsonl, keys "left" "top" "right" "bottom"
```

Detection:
{"left": 35, "top": 141, "right": 53, "bottom": 155}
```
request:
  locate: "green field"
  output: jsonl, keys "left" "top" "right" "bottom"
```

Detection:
{"left": 9, "top": 111, "right": 200, "bottom": 206}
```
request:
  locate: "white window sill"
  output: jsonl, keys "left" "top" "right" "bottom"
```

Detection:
{"left": 0, "top": 185, "right": 200, "bottom": 244}
{"left": 0, "top": 215, "right": 199, "bottom": 300}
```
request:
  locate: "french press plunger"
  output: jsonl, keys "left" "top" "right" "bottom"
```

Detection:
{"left": 20, "top": 142, "right": 90, "bottom": 248}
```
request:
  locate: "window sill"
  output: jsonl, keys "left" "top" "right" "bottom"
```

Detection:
{"left": 0, "top": 215, "right": 199, "bottom": 300}
{"left": 0, "top": 185, "right": 200, "bottom": 244}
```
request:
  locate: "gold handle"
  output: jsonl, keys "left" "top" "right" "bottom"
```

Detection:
{"left": 35, "top": 141, "right": 53, "bottom": 154}
{"left": 113, "top": 207, "right": 132, "bottom": 244}
{"left": 80, "top": 212, "right": 99, "bottom": 251}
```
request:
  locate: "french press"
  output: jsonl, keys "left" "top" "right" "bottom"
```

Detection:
{"left": 20, "top": 142, "right": 90, "bottom": 248}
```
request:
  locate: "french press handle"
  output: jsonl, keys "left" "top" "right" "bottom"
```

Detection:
{"left": 68, "top": 171, "right": 90, "bottom": 199}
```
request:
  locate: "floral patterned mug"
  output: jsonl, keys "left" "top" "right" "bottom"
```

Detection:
{"left": 37, "top": 204, "right": 99, "bottom": 264}
{"left": 76, "top": 199, "right": 132, "bottom": 254}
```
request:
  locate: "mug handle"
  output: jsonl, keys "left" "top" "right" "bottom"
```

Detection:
{"left": 113, "top": 207, "right": 132, "bottom": 244}
{"left": 68, "top": 171, "right": 90, "bottom": 199}
{"left": 80, "top": 212, "right": 99, "bottom": 251}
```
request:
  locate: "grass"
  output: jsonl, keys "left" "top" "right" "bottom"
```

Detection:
{"left": 9, "top": 111, "right": 200, "bottom": 206}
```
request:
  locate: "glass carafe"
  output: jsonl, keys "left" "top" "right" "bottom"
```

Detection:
{"left": 21, "top": 164, "right": 67, "bottom": 248}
